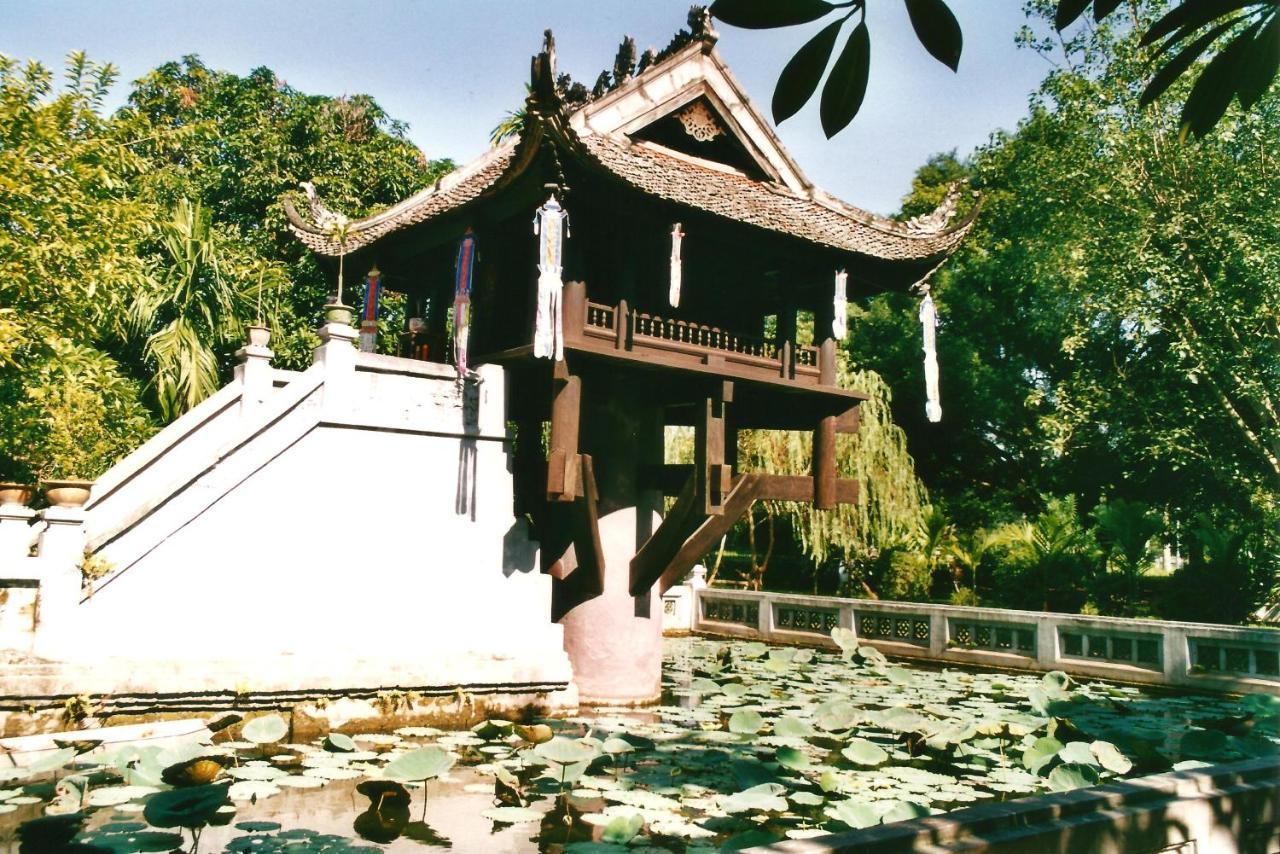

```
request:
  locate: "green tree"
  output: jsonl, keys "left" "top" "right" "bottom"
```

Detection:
{"left": 122, "top": 56, "right": 454, "bottom": 369}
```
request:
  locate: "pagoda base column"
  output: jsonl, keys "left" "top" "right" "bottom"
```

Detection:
{"left": 558, "top": 506, "right": 664, "bottom": 705}
{"left": 553, "top": 388, "right": 665, "bottom": 705}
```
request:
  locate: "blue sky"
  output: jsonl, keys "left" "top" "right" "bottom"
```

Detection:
{"left": 1, "top": 1, "right": 1050, "bottom": 215}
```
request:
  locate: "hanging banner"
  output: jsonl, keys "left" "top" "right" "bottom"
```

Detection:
{"left": 532, "top": 195, "right": 569, "bottom": 360}
{"left": 359, "top": 266, "right": 382, "bottom": 352}
{"left": 832, "top": 269, "right": 848, "bottom": 340}
{"left": 920, "top": 290, "right": 942, "bottom": 422}
{"left": 669, "top": 222, "right": 684, "bottom": 307}
{"left": 453, "top": 228, "right": 478, "bottom": 374}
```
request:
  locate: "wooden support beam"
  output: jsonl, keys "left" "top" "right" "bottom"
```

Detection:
{"left": 694, "top": 382, "right": 732, "bottom": 516}
{"left": 835, "top": 405, "right": 861, "bottom": 434}
{"left": 629, "top": 475, "right": 701, "bottom": 596}
{"left": 547, "top": 368, "right": 581, "bottom": 502}
{"left": 813, "top": 414, "right": 837, "bottom": 510}
{"left": 656, "top": 474, "right": 765, "bottom": 594}
{"left": 615, "top": 299, "right": 629, "bottom": 350}
{"left": 753, "top": 475, "right": 858, "bottom": 505}
{"left": 818, "top": 338, "right": 837, "bottom": 386}
{"left": 568, "top": 454, "right": 605, "bottom": 594}
{"left": 562, "top": 281, "right": 587, "bottom": 344}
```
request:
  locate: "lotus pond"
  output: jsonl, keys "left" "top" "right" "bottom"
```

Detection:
{"left": 2, "top": 634, "right": 1277, "bottom": 853}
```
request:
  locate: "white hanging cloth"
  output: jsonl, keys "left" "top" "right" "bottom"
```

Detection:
{"left": 919, "top": 289, "right": 942, "bottom": 422}
{"left": 532, "top": 195, "right": 569, "bottom": 360}
{"left": 669, "top": 222, "right": 684, "bottom": 307}
{"left": 832, "top": 269, "right": 848, "bottom": 340}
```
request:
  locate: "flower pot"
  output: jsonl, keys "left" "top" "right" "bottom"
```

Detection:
{"left": 247, "top": 325, "right": 271, "bottom": 348}
{"left": 41, "top": 479, "right": 93, "bottom": 508}
{"left": 325, "top": 304, "right": 355, "bottom": 326}
{"left": 0, "top": 483, "right": 35, "bottom": 507}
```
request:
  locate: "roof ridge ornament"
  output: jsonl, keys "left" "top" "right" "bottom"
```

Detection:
{"left": 298, "top": 181, "right": 349, "bottom": 233}
{"left": 904, "top": 182, "right": 964, "bottom": 236}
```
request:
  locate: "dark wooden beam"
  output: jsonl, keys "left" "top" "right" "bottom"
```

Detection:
{"left": 753, "top": 475, "right": 858, "bottom": 505}
{"left": 547, "top": 364, "right": 581, "bottom": 502}
{"left": 568, "top": 454, "right": 605, "bottom": 594}
{"left": 835, "top": 405, "right": 861, "bottom": 434}
{"left": 813, "top": 415, "right": 837, "bottom": 510}
{"left": 629, "top": 475, "right": 701, "bottom": 596}
{"left": 694, "top": 382, "right": 732, "bottom": 516}
{"left": 656, "top": 474, "right": 764, "bottom": 594}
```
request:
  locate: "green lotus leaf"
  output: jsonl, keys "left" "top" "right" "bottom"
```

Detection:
{"left": 814, "top": 701, "right": 860, "bottom": 732}
{"left": 142, "top": 783, "right": 230, "bottom": 829}
{"left": 775, "top": 746, "right": 810, "bottom": 770}
{"left": 689, "top": 677, "right": 721, "bottom": 693}
{"left": 721, "top": 683, "right": 749, "bottom": 699}
{"left": 789, "top": 790, "right": 825, "bottom": 806}
{"left": 830, "top": 627, "right": 858, "bottom": 657}
{"left": 1042, "top": 671, "right": 1072, "bottom": 696}
{"left": 885, "top": 667, "right": 916, "bottom": 686}
{"left": 323, "top": 732, "right": 356, "bottom": 753}
{"left": 1180, "top": 729, "right": 1229, "bottom": 760}
{"left": 722, "top": 782, "right": 788, "bottom": 813}
{"left": 241, "top": 715, "right": 288, "bottom": 745}
{"left": 774, "top": 715, "right": 814, "bottom": 738}
{"left": 825, "top": 798, "right": 878, "bottom": 828}
{"left": 1090, "top": 741, "right": 1133, "bottom": 774}
{"left": 880, "top": 800, "right": 930, "bottom": 824}
{"left": 383, "top": 745, "right": 457, "bottom": 782}
{"left": 841, "top": 738, "right": 889, "bottom": 767}
{"left": 471, "top": 719, "right": 514, "bottom": 740}
{"left": 728, "top": 709, "right": 765, "bottom": 735}
{"left": 600, "top": 811, "right": 644, "bottom": 844}
{"left": 1047, "top": 762, "right": 1100, "bottom": 792}
{"left": 1022, "top": 737, "right": 1064, "bottom": 774}
{"left": 740, "top": 642, "right": 769, "bottom": 659}
{"left": 480, "top": 806, "right": 543, "bottom": 823}
{"left": 1057, "top": 741, "right": 1098, "bottom": 766}
{"left": 534, "top": 737, "right": 599, "bottom": 766}
{"left": 1240, "top": 693, "right": 1280, "bottom": 719}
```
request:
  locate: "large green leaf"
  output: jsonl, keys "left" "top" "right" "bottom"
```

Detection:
{"left": 1047, "top": 762, "right": 1100, "bottom": 791}
{"left": 1180, "top": 19, "right": 1262, "bottom": 139}
{"left": 729, "top": 709, "right": 765, "bottom": 735}
{"left": 383, "top": 746, "right": 456, "bottom": 782}
{"left": 709, "top": 0, "right": 834, "bottom": 30}
{"left": 241, "top": 715, "right": 288, "bottom": 745}
{"left": 825, "top": 798, "right": 878, "bottom": 829}
{"left": 772, "top": 18, "right": 844, "bottom": 124}
{"left": 722, "top": 782, "right": 788, "bottom": 813}
{"left": 1022, "top": 736, "right": 1064, "bottom": 773}
{"left": 841, "top": 738, "right": 889, "bottom": 767}
{"left": 142, "top": 783, "right": 230, "bottom": 829}
{"left": 820, "top": 20, "right": 871, "bottom": 138}
{"left": 1236, "top": 11, "right": 1280, "bottom": 108}
{"left": 534, "top": 737, "right": 598, "bottom": 766}
{"left": 904, "top": 0, "right": 963, "bottom": 71}
{"left": 601, "top": 812, "right": 644, "bottom": 844}
{"left": 1055, "top": 0, "right": 1091, "bottom": 30}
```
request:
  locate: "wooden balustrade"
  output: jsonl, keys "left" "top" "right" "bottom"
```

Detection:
{"left": 575, "top": 290, "right": 827, "bottom": 387}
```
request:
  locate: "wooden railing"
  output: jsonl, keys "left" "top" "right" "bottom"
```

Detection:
{"left": 572, "top": 288, "right": 827, "bottom": 386}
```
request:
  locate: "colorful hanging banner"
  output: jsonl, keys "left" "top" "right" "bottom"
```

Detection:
{"left": 359, "top": 266, "right": 382, "bottom": 352}
{"left": 532, "top": 195, "right": 569, "bottom": 361}
{"left": 920, "top": 289, "right": 942, "bottom": 422}
{"left": 453, "top": 228, "right": 478, "bottom": 374}
{"left": 832, "top": 269, "right": 848, "bottom": 340}
{"left": 669, "top": 222, "right": 684, "bottom": 307}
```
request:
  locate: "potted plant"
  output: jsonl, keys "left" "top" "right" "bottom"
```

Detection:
{"left": 324, "top": 217, "right": 355, "bottom": 326}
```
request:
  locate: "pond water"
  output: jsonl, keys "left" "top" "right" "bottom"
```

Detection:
{"left": 1, "top": 635, "right": 1277, "bottom": 853}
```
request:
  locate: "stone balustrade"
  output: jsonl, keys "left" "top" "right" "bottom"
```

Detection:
{"left": 662, "top": 584, "right": 1280, "bottom": 695}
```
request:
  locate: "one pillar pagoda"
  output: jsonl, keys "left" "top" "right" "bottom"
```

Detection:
{"left": 287, "top": 12, "right": 976, "bottom": 704}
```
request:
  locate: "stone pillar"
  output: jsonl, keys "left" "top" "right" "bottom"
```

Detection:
{"left": 234, "top": 326, "right": 274, "bottom": 413}
{"left": 556, "top": 388, "right": 665, "bottom": 705}
{"left": 31, "top": 506, "right": 87, "bottom": 660}
{"left": 0, "top": 504, "right": 37, "bottom": 563}
{"left": 314, "top": 321, "right": 358, "bottom": 407}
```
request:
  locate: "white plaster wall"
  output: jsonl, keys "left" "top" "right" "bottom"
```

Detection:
{"left": 69, "top": 359, "right": 570, "bottom": 690}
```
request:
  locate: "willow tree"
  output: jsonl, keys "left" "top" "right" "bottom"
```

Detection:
{"left": 743, "top": 362, "right": 928, "bottom": 562}
{"left": 668, "top": 359, "right": 930, "bottom": 592}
